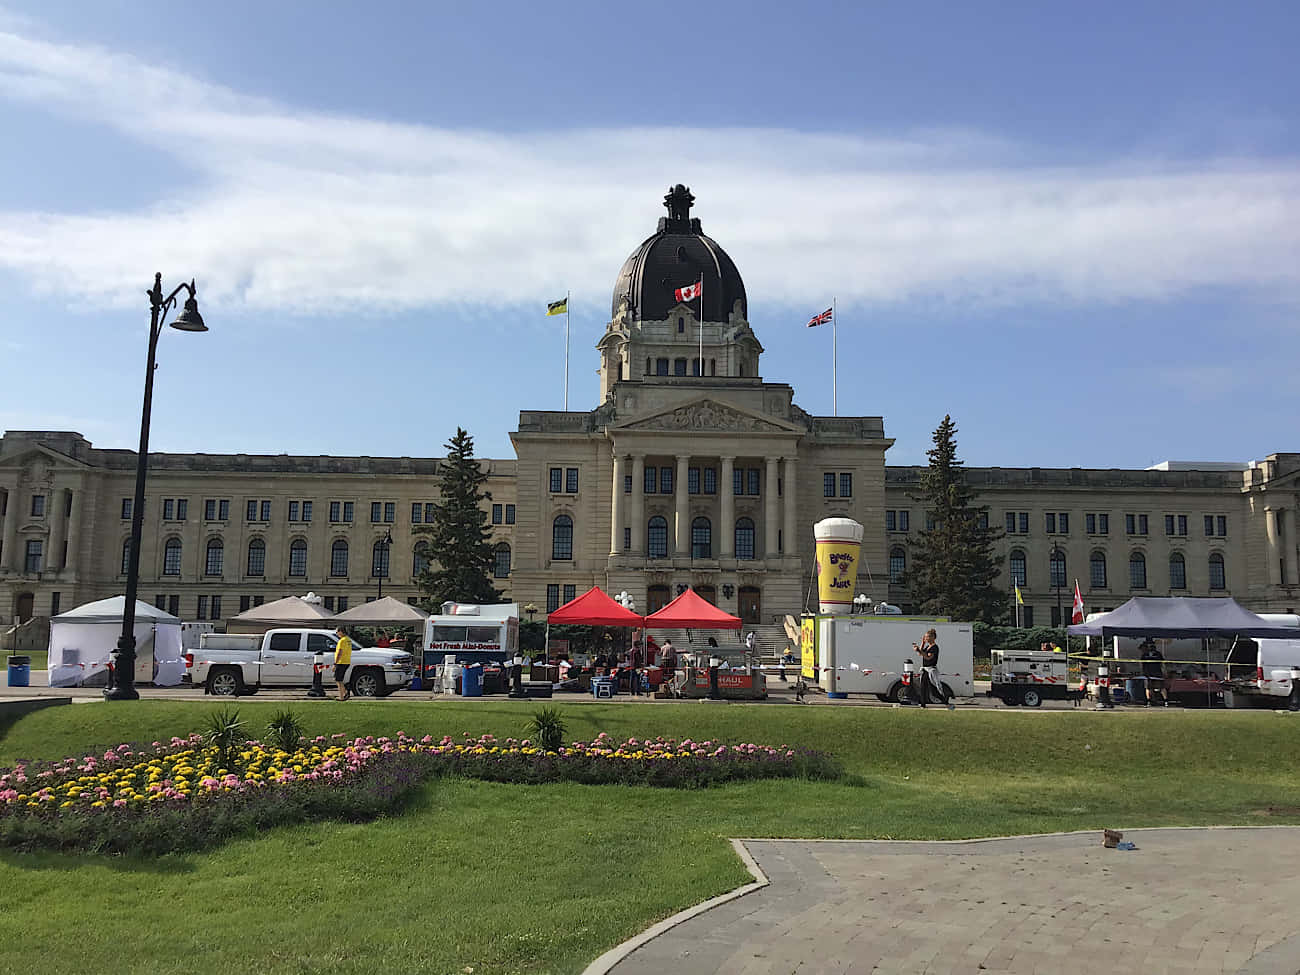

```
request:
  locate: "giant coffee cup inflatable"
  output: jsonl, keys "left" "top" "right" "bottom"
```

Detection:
{"left": 814, "top": 517, "right": 864, "bottom": 614}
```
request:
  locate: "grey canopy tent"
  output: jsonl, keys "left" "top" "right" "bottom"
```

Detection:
{"left": 331, "top": 596, "right": 430, "bottom": 626}
{"left": 226, "top": 595, "right": 333, "bottom": 634}
{"left": 1067, "top": 597, "right": 1298, "bottom": 639}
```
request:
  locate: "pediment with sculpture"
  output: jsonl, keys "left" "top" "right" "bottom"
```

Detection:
{"left": 615, "top": 398, "right": 801, "bottom": 434}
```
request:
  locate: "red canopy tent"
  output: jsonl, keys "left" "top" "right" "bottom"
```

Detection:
{"left": 644, "top": 587, "right": 742, "bottom": 630}
{"left": 546, "top": 586, "right": 645, "bottom": 626}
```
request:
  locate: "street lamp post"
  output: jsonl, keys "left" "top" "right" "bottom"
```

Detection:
{"left": 377, "top": 530, "right": 394, "bottom": 600}
{"left": 107, "top": 273, "right": 207, "bottom": 701}
{"left": 523, "top": 603, "right": 538, "bottom": 623}
{"left": 1051, "top": 542, "right": 1064, "bottom": 642}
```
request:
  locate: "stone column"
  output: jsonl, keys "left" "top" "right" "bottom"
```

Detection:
{"left": 1265, "top": 506, "right": 1282, "bottom": 586}
{"left": 764, "top": 456, "right": 780, "bottom": 558}
{"left": 783, "top": 455, "right": 798, "bottom": 558}
{"left": 1285, "top": 507, "right": 1299, "bottom": 587}
{"left": 719, "top": 456, "right": 735, "bottom": 557}
{"left": 49, "top": 488, "right": 69, "bottom": 570}
{"left": 64, "top": 488, "right": 81, "bottom": 576}
{"left": 610, "top": 453, "right": 625, "bottom": 556}
{"left": 0, "top": 488, "right": 16, "bottom": 571}
{"left": 675, "top": 455, "right": 690, "bottom": 557}
{"left": 629, "top": 455, "right": 645, "bottom": 555}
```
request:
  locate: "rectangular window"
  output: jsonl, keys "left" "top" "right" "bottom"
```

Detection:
{"left": 122, "top": 498, "right": 133, "bottom": 520}
{"left": 176, "top": 499, "right": 188, "bottom": 520}
{"left": 1098, "top": 513, "right": 1108, "bottom": 534}
{"left": 505, "top": 504, "right": 515, "bottom": 524}
{"left": 331, "top": 501, "right": 342, "bottom": 522}
{"left": 563, "top": 584, "right": 576, "bottom": 604}
{"left": 1023, "top": 606, "right": 1034, "bottom": 628}
{"left": 1046, "top": 513, "right": 1056, "bottom": 534}
{"left": 546, "top": 584, "right": 560, "bottom": 612}
{"left": 655, "top": 358, "right": 669, "bottom": 376}
{"left": 260, "top": 500, "right": 271, "bottom": 522}
{"left": 424, "top": 503, "right": 435, "bottom": 522}
{"left": 336, "top": 597, "right": 348, "bottom": 612}
{"left": 412, "top": 503, "right": 422, "bottom": 523}
{"left": 899, "top": 510, "right": 910, "bottom": 532}
{"left": 887, "top": 510, "right": 896, "bottom": 531}
{"left": 323, "top": 596, "right": 334, "bottom": 611}
{"left": 703, "top": 467, "right": 717, "bottom": 494}
{"left": 688, "top": 467, "right": 700, "bottom": 494}
{"left": 824, "top": 473, "right": 836, "bottom": 498}
{"left": 1126, "top": 513, "right": 1136, "bottom": 535}
{"left": 1086, "top": 513, "right": 1095, "bottom": 535}
{"left": 624, "top": 475, "right": 632, "bottom": 494}
{"left": 1177, "top": 515, "right": 1187, "bottom": 536}
{"left": 30, "top": 495, "right": 45, "bottom": 517}
{"left": 301, "top": 501, "right": 311, "bottom": 522}
{"left": 289, "top": 501, "right": 299, "bottom": 522}
{"left": 748, "top": 469, "right": 760, "bottom": 495}
{"left": 660, "top": 466, "right": 673, "bottom": 494}
{"left": 565, "top": 468, "right": 579, "bottom": 493}
{"left": 197, "top": 595, "right": 208, "bottom": 620}
{"left": 156, "top": 595, "right": 166, "bottom": 610}
{"left": 549, "top": 468, "right": 563, "bottom": 493}
{"left": 163, "top": 499, "right": 174, "bottom": 521}
{"left": 371, "top": 502, "right": 382, "bottom": 523}
{"left": 219, "top": 500, "right": 230, "bottom": 521}
{"left": 978, "top": 511, "right": 989, "bottom": 530}
{"left": 1057, "top": 513, "right": 1068, "bottom": 534}
{"left": 1165, "top": 514, "right": 1175, "bottom": 536}
{"left": 205, "top": 500, "right": 217, "bottom": 521}
{"left": 926, "top": 513, "right": 936, "bottom": 532}
{"left": 1006, "top": 512, "right": 1016, "bottom": 534}
{"left": 624, "top": 527, "right": 631, "bottom": 551}
{"left": 167, "top": 595, "right": 179, "bottom": 617}
{"left": 239, "top": 595, "right": 250, "bottom": 613}
{"left": 1139, "top": 514, "right": 1148, "bottom": 535}
{"left": 340, "top": 501, "right": 352, "bottom": 522}
{"left": 840, "top": 473, "right": 853, "bottom": 498}
{"left": 734, "top": 469, "right": 743, "bottom": 496}
{"left": 24, "top": 539, "right": 42, "bottom": 573}
{"left": 1051, "top": 606, "right": 1062, "bottom": 628}
{"left": 492, "top": 504, "right": 503, "bottom": 524}
{"left": 247, "top": 500, "right": 258, "bottom": 521}
{"left": 674, "top": 358, "right": 687, "bottom": 376}
{"left": 384, "top": 502, "right": 396, "bottom": 523}
{"left": 1018, "top": 513, "right": 1029, "bottom": 534}
{"left": 210, "top": 596, "right": 223, "bottom": 620}
{"left": 1204, "top": 515, "right": 1214, "bottom": 537}
{"left": 644, "top": 467, "right": 657, "bottom": 494}
{"left": 1217, "top": 515, "right": 1227, "bottom": 536}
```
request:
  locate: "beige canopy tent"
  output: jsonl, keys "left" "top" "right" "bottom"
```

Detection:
{"left": 226, "top": 595, "right": 333, "bottom": 634}
{"left": 331, "top": 596, "right": 430, "bottom": 626}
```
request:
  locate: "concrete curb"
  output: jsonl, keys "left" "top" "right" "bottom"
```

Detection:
{"left": 580, "top": 837, "right": 769, "bottom": 975}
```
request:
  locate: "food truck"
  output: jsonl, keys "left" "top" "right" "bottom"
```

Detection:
{"left": 420, "top": 602, "right": 519, "bottom": 689}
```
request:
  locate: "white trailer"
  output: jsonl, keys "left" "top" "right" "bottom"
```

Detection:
{"left": 801, "top": 615, "right": 974, "bottom": 703}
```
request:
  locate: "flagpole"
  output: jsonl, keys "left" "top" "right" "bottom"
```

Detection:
{"left": 832, "top": 296, "right": 838, "bottom": 416}
{"left": 563, "top": 290, "right": 570, "bottom": 411}
{"left": 699, "top": 278, "right": 704, "bottom": 378}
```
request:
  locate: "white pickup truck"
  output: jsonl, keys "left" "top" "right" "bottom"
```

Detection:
{"left": 188, "top": 628, "right": 414, "bottom": 697}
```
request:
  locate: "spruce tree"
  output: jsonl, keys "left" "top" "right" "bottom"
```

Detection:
{"left": 907, "top": 415, "right": 1006, "bottom": 622}
{"left": 415, "top": 428, "right": 501, "bottom": 607}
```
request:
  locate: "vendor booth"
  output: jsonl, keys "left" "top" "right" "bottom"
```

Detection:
{"left": 226, "top": 594, "right": 333, "bottom": 634}
{"left": 644, "top": 588, "right": 765, "bottom": 699}
{"left": 48, "top": 596, "right": 184, "bottom": 687}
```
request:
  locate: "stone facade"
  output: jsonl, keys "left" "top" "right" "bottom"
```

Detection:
{"left": 2, "top": 188, "right": 1298, "bottom": 629}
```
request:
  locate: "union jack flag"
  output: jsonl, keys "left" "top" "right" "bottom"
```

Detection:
{"left": 807, "top": 307, "right": 833, "bottom": 328}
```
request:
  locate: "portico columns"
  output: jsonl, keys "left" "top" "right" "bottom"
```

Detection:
{"left": 0, "top": 488, "right": 16, "bottom": 571}
{"left": 764, "top": 456, "right": 780, "bottom": 558}
{"left": 629, "top": 455, "right": 645, "bottom": 555}
{"left": 610, "top": 454, "right": 625, "bottom": 556}
{"left": 719, "top": 456, "right": 735, "bottom": 557}
{"left": 782, "top": 456, "right": 798, "bottom": 557}
{"left": 1266, "top": 506, "right": 1282, "bottom": 586}
{"left": 675, "top": 455, "right": 690, "bottom": 556}
{"left": 49, "top": 488, "right": 68, "bottom": 571}
{"left": 65, "top": 489, "right": 81, "bottom": 576}
{"left": 1284, "top": 507, "right": 1299, "bottom": 587}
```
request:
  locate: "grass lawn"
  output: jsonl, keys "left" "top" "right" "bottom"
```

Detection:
{"left": 1, "top": 701, "right": 1298, "bottom": 974}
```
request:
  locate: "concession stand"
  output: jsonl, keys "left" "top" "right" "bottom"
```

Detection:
{"left": 643, "top": 589, "right": 764, "bottom": 699}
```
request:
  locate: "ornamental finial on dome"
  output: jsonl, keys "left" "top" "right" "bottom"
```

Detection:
{"left": 664, "top": 183, "right": 695, "bottom": 223}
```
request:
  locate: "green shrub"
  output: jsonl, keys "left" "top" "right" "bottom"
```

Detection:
{"left": 265, "top": 710, "right": 305, "bottom": 752}
{"left": 202, "top": 707, "right": 248, "bottom": 770}
{"left": 526, "top": 707, "right": 566, "bottom": 752}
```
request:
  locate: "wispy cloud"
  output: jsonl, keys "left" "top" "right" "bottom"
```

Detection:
{"left": 0, "top": 27, "right": 1297, "bottom": 316}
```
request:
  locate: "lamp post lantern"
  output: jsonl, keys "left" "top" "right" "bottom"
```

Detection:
{"left": 376, "top": 530, "right": 394, "bottom": 600}
{"left": 107, "top": 273, "right": 207, "bottom": 701}
{"left": 523, "top": 603, "right": 538, "bottom": 623}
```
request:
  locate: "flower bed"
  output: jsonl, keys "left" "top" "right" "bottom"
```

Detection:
{"left": 0, "top": 731, "right": 840, "bottom": 855}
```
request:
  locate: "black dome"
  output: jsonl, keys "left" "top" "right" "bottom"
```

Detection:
{"left": 611, "top": 184, "right": 747, "bottom": 323}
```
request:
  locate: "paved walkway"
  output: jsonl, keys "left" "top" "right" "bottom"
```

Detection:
{"left": 606, "top": 829, "right": 1300, "bottom": 975}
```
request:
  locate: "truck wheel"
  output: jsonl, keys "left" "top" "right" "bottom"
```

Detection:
{"left": 350, "top": 668, "right": 383, "bottom": 697}
{"left": 1022, "top": 688, "right": 1043, "bottom": 708}
{"left": 875, "top": 694, "right": 890, "bottom": 702}
{"left": 208, "top": 668, "right": 242, "bottom": 697}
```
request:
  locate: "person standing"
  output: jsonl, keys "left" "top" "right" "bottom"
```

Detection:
{"left": 912, "top": 628, "right": 945, "bottom": 707}
{"left": 1141, "top": 639, "right": 1166, "bottom": 706}
{"left": 333, "top": 627, "right": 353, "bottom": 701}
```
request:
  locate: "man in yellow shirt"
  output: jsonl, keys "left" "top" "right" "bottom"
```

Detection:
{"left": 333, "top": 627, "right": 353, "bottom": 701}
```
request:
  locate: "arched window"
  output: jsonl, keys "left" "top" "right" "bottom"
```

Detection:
{"left": 1090, "top": 550, "right": 1107, "bottom": 589}
{"left": 246, "top": 538, "right": 266, "bottom": 576}
{"left": 493, "top": 543, "right": 511, "bottom": 579}
{"left": 330, "top": 539, "right": 349, "bottom": 577}
{"left": 372, "top": 539, "right": 390, "bottom": 578}
{"left": 677, "top": 316, "right": 685, "bottom": 333}
{"left": 205, "top": 538, "right": 224, "bottom": 577}
{"left": 163, "top": 538, "right": 182, "bottom": 576}
{"left": 1209, "top": 552, "right": 1226, "bottom": 591}
{"left": 552, "top": 515, "right": 573, "bottom": 560}
{"left": 735, "top": 517, "right": 755, "bottom": 560}
{"left": 288, "top": 539, "right": 307, "bottom": 578}
{"left": 1129, "top": 551, "right": 1147, "bottom": 589}
{"left": 691, "top": 516, "right": 712, "bottom": 559}
{"left": 1049, "top": 549, "right": 1066, "bottom": 589}
{"left": 889, "top": 546, "right": 906, "bottom": 584}
{"left": 1169, "top": 552, "right": 1186, "bottom": 590}
{"left": 412, "top": 541, "right": 430, "bottom": 576}
{"left": 1009, "top": 549, "right": 1026, "bottom": 587}
{"left": 647, "top": 516, "right": 668, "bottom": 559}
{"left": 121, "top": 538, "right": 133, "bottom": 575}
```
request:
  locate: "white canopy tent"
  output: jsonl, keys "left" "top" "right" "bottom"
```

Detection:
{"left": 48, "top": 596, "right": 184, "bottom": 687}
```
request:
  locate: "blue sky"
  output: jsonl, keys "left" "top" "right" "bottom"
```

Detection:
{"left": 0, "top": 1, "right": 1296, "bottom": 468}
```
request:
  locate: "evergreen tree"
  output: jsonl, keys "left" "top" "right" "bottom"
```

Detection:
{"left": 907, "top": 415, "right": 1006, "bottom": 622}
{"left": 415, "top": 428, "right": 501, "bottom": 607}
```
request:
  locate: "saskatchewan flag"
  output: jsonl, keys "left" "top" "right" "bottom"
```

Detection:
{"left": 546, "top": 297, "right": 568, "bottom": 316}
{"left": 1014, "top": 583, "right": 1024, "bottom": 606}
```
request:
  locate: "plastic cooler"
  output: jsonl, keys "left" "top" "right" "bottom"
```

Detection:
{"left": 7, "top": 656, "right": 30, "bottom": 687}
{"left": 591, "top": 676, "right": 615, "bottom": 699}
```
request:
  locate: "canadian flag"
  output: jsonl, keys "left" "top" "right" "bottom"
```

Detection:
{"left": 675, "top": 280, "right": 703, "bottom": 302}
{"left": 1071, "top": 580, "right": 1085, "bottom": 625}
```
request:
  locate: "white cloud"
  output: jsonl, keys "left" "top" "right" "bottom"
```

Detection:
{"left": 0, "top": 28, "right": 1297, "bottom": 316}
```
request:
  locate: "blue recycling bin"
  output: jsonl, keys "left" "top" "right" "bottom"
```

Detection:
{"left": 7, "top": 655, "right": 31, "bottom": 688}
{"left": 460, "top": 665, "right": 483, "bottom": 697}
